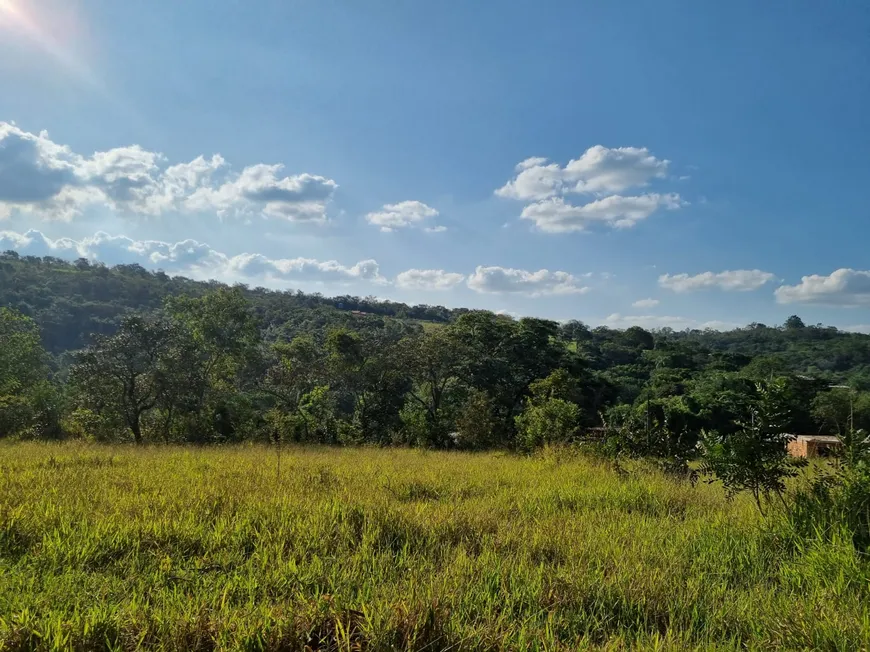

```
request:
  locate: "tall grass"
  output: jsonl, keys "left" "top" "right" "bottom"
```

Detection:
{"left": 1, "top": 442, "right": 868, "bottom": 650}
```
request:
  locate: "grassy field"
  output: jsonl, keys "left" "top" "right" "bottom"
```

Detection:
{"left": 1, "top": 443, "right": 868, "bottom": 651}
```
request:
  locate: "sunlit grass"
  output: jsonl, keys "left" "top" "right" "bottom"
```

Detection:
{"left": 1, "top": 442, "right": 868, "bottom": 650}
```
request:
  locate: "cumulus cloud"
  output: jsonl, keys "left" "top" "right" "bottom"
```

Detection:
{"left": 521, "top": 193, "right": 683, "bottom": 232}
{"left": 0, "top": 123, "right": 81, "bottom": 201}
{"left": 563, "top": 146, "right": 670, "bottom": 194}
{"left": 603, "top": 313, "right": 741, "bottom": 331}
{"left": 227, "top": 253, "right": 383, "bottom": 283}
{"left": 0, "top": 228, "right": 384, "bottom": 286}
{"left": 0, "top": 228, "right": 226, "bottom": 269}
{"left": 495, "top": 160, "right": 563, "bottom": 202}
{"left": 187, "top": 166, "right": 337, "bottom": 222}
{"left": 496, "top": 146, "right": 670, "bottom": 201}
{"left": 0, "top": 121, "right": 337, "bottom": 222}
{"left": 632, "top": 298, "right": 660, "bottom": 308}
{"left": 0, "top": 122, "right": 97, "bottom": 220}
{"left": 775, "top": 269, "right": 870, "bottom": 306}
{"left": 365, "top": 200, "right": 443, "bottom": 232}
{"left": 496, "top": 145, "right": 682, "bottom": 233}
{"left": 395, "top": 269, "right": 465, "bottom": 290}
{"left": 466, "top": 265, "right": 589, "bottom": 296}
{"left": 659, "top": 269, "right": 776, "bottom": 293}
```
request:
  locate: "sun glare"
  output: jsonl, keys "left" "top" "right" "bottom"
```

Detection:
{"left": 0, "top": 0, "right": 102, "bottom": 90}
{"left": 0, "top": 0, "right": 19, "bottom": 23}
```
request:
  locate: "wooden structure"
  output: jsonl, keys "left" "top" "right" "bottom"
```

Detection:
{"left": 787, "top": 435, "right": 842, "bottom": 458}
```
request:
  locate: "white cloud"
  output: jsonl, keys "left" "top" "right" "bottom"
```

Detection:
{"left": 365, "top": 200, "right": 443, "bottom": 231}
{"left": 496, "top": 146, "right": 683, "bottom": 234}
{"left": 602, "top": 313, "right": 741, "bottom": 331}
{"left": 0, "top": 228, "right": 226, "bottom": 270}
{"left": 424, "top": 225, "right": 447, "bottom": 233}
{"left": 0, "top": 121, "right": 337, "bottom": 222}
{"left": 521, "top": 193, "right": 683, "bottom": 232}
{"left": 563, "top": 146, "right": 670, "bottom": 194}
{"left": 659, "top": 270, "right": 776, "bottom": 292}
{"left": 495, "top": 160, "right": 563, "bottom": 202}
{"left": 0, "top": 228, "right": 384, "bottom": 286}
{"left": 228, "top": 253, "right": 384, "bottom": 284}
{"left": 632, "top": 298, "right": 660, "bottom": 308}
{"left": 775, "top": 269, "right": 870, "bottom": 306}
{"left": 0, "top": 122, "right": 96, "bottom": 220}
{"left": 496, "top": 146, "right": 670, "bottom": 201}
{"left": 395, "top": 269, "right": 465, "bottom": 290}
{"left": 515, "top": 157, "right": 549, "bottom": 171}
{"left": 0, "top": 123, "right": 84, "bottom": 202}
{"left": 466, "top": 265, "right": 589, "bottom": 296}
{"left": 187, "top": 165, "right": 337, "bottom": 222}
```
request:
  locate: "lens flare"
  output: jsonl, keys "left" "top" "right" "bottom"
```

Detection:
{"left": 0, "top": 0, "right": 107, "bottom": 94}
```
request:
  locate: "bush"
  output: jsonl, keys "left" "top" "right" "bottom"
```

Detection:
{"left": 61, "top": 407, "right": 118, "bottom": 442}
{"left": 515, "top": 397, "right": 581, "bottom": 452}
{"left": 601, "top": 397, "right": 698, "bottom": 473}
{"left": 787, "top": 426, "right": 870, "bottom": 553}
{"left": 701, "top": 379, "right": 806, "bottom": 511}
{"left": 454, "top": 390, "right": 497, "bottom": 450}
{"left": 788, "top": 462, "right": 870, "bottom": 553}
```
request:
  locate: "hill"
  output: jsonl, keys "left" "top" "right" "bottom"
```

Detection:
{"left": 4, "top": 251, "right": 870, "bottom": 390}
{"left": 6, "top": 250, "right": 870, "bottom": 450}
{"left": 0, "top": 251, "right": 461, "bottom": 355}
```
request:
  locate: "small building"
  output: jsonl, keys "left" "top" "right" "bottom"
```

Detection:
{"left": 787, "top": 435, "right": 842, "bottom": 458}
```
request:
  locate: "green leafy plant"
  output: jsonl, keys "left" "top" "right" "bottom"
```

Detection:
{"left": 700, "top": 378, "right": 806, "bottom": 512}
{"left": 515, "top": 370, "right": 582, "bottom": 451}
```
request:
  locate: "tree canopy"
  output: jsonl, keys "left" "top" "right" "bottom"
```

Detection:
{"left": 5, "top": 253, "right": 870, "bottom": 452}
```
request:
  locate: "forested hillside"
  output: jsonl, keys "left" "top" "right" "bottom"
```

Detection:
{"left": 0, "top": 251, "right": 460, "bottom": 354}
{"left": 5, "top": 251, "right": 870, "bottom": 381}
{"left": 4, "top": 250, "right": 870, "bottom": 450}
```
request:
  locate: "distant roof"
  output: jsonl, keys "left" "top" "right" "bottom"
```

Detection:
{"left": 794, "top": 435, "right": 842, "bottom": 444}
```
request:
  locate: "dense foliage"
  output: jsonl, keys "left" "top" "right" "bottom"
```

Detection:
{"left": 0, "top": 252, "right": 458, "bottom": 355}
{"left": 5, "top": 252, "right": 870, "bottom": 460}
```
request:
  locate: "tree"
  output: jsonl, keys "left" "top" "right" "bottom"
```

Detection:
{"left": 623, "top": 326, "right": 655, "bottom": 350}
{"left": 515, "top": 370, "right": 582, "bottom": 451}
{"left": 560, "top": 320, "right": 592, "bottom": 344}
{"left": 165, "top": 288, "right": 263, "bottom": 441}
{"left": 166, "top": 287, "right": 261, "bottom": 385}
{"left": 398, "top": 329, "right": 467, "bottom": 446}
{"left": 0, "top": 308, "right": 57, "bottom": 438}
{"left": 454, "top": 389, "right": 498, "bottom": 449}
{"left": 264, "top": 334, "right": 327, "bottom": 442}
{"left": 603, "top": 395, "right": 698, "bottom": 469}
{"left": 449, "top": 313, "right": 567, "bottom": 443}
{"left": 812, "top": 389, "right": 870, "bottom": 436}
{"left": 152, "top": 327, "right": 207, "bottom": 442}
{"left": 688, "top": 372, "right": 757, "bottom": 438}
{"left": 325, "top": 327, "right": 407, "bottom": 443}
{"left": 69, "top": 316, "right": 176, "bottom": 443}
{"left": 785, "top": 315, "right": 806, "bottom": 330}
{"left": 701, "top": 379, "right": 805, "bottom": 511}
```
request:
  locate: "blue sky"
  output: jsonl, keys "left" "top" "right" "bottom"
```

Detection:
{"left": 2, "top": 0, "right": 869, "bottom": 330}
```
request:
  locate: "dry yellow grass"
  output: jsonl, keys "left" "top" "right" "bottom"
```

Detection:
{"left": 1, "top": 442, "right": 868, "bottom": 650}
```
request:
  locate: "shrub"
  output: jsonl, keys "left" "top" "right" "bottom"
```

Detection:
{"left": 602, "top": 397, "right": 698, "bottom": 474}
{"left": 516, "top": 397, "right": 581, "bottom": 451}
{"left": 454, "top": 390, "right": 497, "bottom": 450}
{"left": 701, "top": 378, "right": 806, "bottom": 512}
